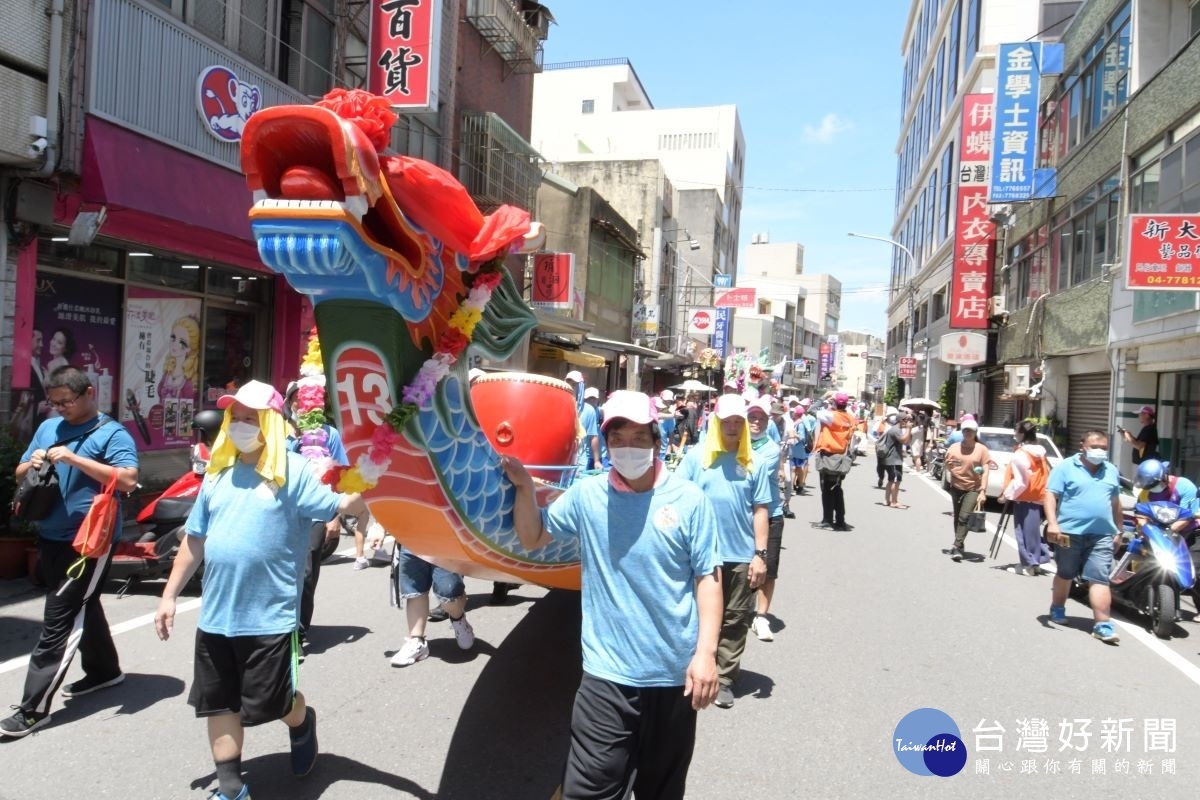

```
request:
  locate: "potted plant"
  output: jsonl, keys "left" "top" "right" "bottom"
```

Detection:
{"left": 0, "top": 430, "right": 36, "bottom": 579}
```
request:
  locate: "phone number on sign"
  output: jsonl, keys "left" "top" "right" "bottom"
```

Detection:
{"left": 1136, "top": 273, "right": 1200, "bottom": 286}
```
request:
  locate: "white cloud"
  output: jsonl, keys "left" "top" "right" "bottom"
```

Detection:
{"left": 802, "top": 113, "right": 853, "bottom": 145}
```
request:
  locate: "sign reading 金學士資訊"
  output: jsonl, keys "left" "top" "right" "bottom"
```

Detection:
{"left": 1126, "top": 214, "right": 1200, "bottom": 291}
{"left": 951, "top": 93, "right": 996, "bottom": 330}
{"left": 988, "top": 43, "right": 1041, "bottom": 203}
{"left": 368, "top": 0, "right": 441, "bottom": 111}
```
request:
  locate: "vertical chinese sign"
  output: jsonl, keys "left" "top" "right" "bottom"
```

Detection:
{"left": 988, "top": 43, "right": 1040, "bottom": 203}
{"left": 713, "top": 273, "right": 733, "bottom": 358}
{"left": 951, "top": 93, "right": 996, "bottom": 330}
{"left": 1126, "top": 214, "right": 1200, "bottom": 290}
{"left": 369, "top": 0, "right": 441, "bottom": 111}
{"left": 530, "top": 253, "right": 574, "bottom": 309}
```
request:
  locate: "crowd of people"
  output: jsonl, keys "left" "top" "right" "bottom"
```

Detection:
{"left": 6, "top": 362, "right": 1194, "bottom": 799}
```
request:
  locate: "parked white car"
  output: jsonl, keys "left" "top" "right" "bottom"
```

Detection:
{"left": 942, "top": 426, "right": 1064, "bottom": 499}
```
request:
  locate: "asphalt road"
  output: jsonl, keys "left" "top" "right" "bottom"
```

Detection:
{"left": 1, "top": 459, "right": 1200, "bottom": 799}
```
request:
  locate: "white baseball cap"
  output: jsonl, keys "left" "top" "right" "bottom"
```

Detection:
{"left": 659, "top": 389, "right": 675, "bottom": 403}
{"left": 565, "top": 370, "right": 584, "bottom": 383}
{"left": 583, "top": 386, "right": 600, "bottom": 400}
{"left": 713, "top": 394, "right": 748, "bottom": 420}
{"left": 600, "top": 391, "right": 656, "bottom": 432}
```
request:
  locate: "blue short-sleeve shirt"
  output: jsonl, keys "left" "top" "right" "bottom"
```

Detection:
{"left": 750, "top": 437, "right": 783, "bottom": 519}
{"left": 678, "top": 447, "right": 773, "bottom": 563}
{"left": 542, "top": 471, "right": 719, "bottom": 688}
{"left": 21, "top": 415, "right": 139, "bottom": 542}
{"left": 1046, "top": 455, "right": 1121, "bottom": 536}
{"left": 185, "top": 452, "right": 343, "bottom": 636}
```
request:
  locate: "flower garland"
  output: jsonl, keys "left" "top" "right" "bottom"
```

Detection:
{"left": 292, "top": 327, "right": 339, "bottom": 480}
{"left": 333, "top": 264, "right": 505, "bottom": 494}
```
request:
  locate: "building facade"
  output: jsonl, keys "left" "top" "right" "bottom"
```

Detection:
{"left": 2, "top": 0, "right": 550, "bottom": 484}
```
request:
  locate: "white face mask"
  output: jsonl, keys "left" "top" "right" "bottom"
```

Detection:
{"left": 608, "top": 446, "right": 655, "bottom": 481}
{"left": 1084, "top": 447, "right": 1108, "bottom": 465}
{"left": 227, "top": 421, "right": 263, "bottom": 452}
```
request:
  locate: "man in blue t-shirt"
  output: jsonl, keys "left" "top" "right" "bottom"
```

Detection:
{"left": 503, "top": 390, "right": 720, "bottom": 800}
{"left": 1, "top": 367, "right": 139, "bottom": 741}
{"left": 1044, "top": 429, "right": 1123, "bottom": 645}
{"left": 678, "top": 394, "right": 772, "bottom": 709}
{"left": 746, "top": 399, "right": 784, "bottom": 643}
{"left": 577, "top": 387, "right": 601, "bottom": 471}
{"left": 154, "top": 381, "right": 364, "bottom": 800}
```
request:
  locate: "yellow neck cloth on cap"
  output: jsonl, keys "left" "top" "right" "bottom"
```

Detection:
{"left": 207, "top": 408, "right": 291, "bottom": 488}
{"left": 700, "top": 417, "right": 753, "bottom": 471}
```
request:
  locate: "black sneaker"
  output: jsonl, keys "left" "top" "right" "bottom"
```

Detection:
{"left": 950, "top": 546, "right": 964, "bottom": 562}
{"left": 782, "top": 509, "right": 796, "bottom": 519}
{"left": 832, "top": 522, "right": 851, "bottom": 532}
{"left": 62, "top": 672, "right": 125, "bottom": 698}
{"left": 0, "top": 708, "right": 49, "bottom": 739}
{"left": 289, "top": 707, "right": 318, "bottom": 776}
{"left": 714, "top": 684, "right": 735, "bottom": 709}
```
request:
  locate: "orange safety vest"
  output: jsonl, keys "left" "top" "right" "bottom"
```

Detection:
{"left": 1002, "top": 446, "right": 1049, "bottom": 502}
{"left": 814, "top": 410, "right": 855, "bottom": 454}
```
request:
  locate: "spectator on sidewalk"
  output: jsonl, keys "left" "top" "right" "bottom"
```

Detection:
{"left": 389, "top": 546, "right": 476, "bottom": 667}
{"left": 1119, "top": 405, "right": 1160, "bottom": 466}
{"left": 0, "top": 367, "right": 139, "bottom": 740}
{"left": 944, "top": 418, "right": 991, "bottom": 562}
{"left": 1044, "top": 430, "right": 1123, "bottom": 644}
{"left": 1001, "top": 420, "right": 1052, "bottom": 576}
{"left": 153, "top": 380, "right": 365, "bottom": 800}
{"left": 878, "top": 413, "right": 911, "bottom": 509}
{"left": 502, "top": 390, "right": 721, "bottom": 799}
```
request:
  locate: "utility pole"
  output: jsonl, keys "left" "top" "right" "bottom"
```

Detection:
{"left": 847, "top": 232, "right": 918, "bottom": 400}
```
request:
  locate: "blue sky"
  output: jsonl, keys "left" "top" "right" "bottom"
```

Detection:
{"left": 542, "top": 1, "right": 910, "bottom": 336}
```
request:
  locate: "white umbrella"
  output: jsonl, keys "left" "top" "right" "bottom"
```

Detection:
{"left": 899, "top": 397, "right": 940, "bottom": 410}
{"left": 670, "top": 379, "right": 717, "bottom": 392}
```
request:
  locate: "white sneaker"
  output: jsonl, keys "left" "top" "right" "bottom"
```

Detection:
{"left": 370, "top": 547, "right": 390, "bottom": 563}
{"left": 353, "top": 557, "right": 370, "bottom": 571}
{"left": 450, "top": 615, "right": 475, "bottom": 650}
{"left": 751, "top": 615, "right": 774, "bottom": 642}
{"left": 390, "top": 637, "right": 429, "bottom": 667}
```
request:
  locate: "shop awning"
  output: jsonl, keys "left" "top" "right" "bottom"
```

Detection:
{"left": 583, "top": 335, "right": 667, "bottom": 359}
{"left": 534, "top": 309, "right": 593, "bottom": 338}
{"left": 530, "top": 343, "right": 608, "bottom": 368}
{"left": 77, "top": 115, "right": 266, "bottom": 272}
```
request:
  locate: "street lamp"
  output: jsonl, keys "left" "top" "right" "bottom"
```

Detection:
{"left": 847, "top": 231, "right": 918, "bottom": 395}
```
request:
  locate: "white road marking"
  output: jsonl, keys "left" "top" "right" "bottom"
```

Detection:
{"left": 918, "top": 469, "right": 1200, "bottom": 689}
{"left": 0, "top": 546, "right": 363, "bottom": 676}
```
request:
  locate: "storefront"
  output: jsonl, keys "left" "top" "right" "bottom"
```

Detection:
{"left": 1066, "top": 372, "right": 1111, "bottom": 452}
{"left": 8, "top": 230, "right": 299, "bottom": 485}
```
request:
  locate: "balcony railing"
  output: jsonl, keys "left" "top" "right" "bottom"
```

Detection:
{"left": 88, "top": 0, "right": 310, "bottom": 171}
{"left": 464, "top": 0, "right": 543, "bottom": 76}
{"left": 459, "top": 111, "right": 542, "bottom": 212}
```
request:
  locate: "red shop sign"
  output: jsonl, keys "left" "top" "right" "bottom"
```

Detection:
{"left": 1126, "top": 214, "right": 1200, "bottom": 291}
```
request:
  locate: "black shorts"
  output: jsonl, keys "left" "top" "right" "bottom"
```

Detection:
{"left": 764, "top": 515, "right": 784, "bottom": 580}
{"left": 884, "top": 464, "right": 903, "bottom": 484}
{"left": 188, "top": 630, "right": 298, "bottom": 726}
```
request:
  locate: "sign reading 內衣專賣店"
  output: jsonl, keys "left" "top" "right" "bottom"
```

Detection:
{"left": 1126, "top": 214, "right": 1200, "bottom": 291}
{"left": 950, "top": 94, "right": 996, "bottom": 330}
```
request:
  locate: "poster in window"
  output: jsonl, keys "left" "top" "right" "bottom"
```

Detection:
{"left": 8, "top": 274, "right": 123, "bottom": 447}
{"left": 122, "top": 288, "right": 203, "bottom": 450}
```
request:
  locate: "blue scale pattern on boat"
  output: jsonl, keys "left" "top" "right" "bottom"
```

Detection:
{"left": 414, "top": 376, "right": 578, "bottom": 566}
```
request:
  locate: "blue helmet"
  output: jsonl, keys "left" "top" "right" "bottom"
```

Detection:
{"left": 1134, "top": 459, "right": 1169, "bottom": 492}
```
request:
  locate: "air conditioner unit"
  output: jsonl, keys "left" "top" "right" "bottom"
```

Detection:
{"left": 1005, "top": 364, "right": 1031, "bottom": 395}
{"left": 989, "top": 295, "right": 1008, "bottom": 317}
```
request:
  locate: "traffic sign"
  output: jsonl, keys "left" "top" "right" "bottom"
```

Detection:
{"left": 898, "top": 357, "right": 918, "bottom": 379}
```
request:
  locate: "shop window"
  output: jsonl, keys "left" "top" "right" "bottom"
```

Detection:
{"left": 39, "top": 240, "right": 123, "bottom": 278}
{"left": 582, "top": 99, "right": 594, "bottom": 114}
{"left": 206, "top": 268, "right": 271, "bottom": 303}
{"left": 128, "top": 254, "right": 204, "bottom": 293}
{"left": 203, "top": 306, "right": 263, "bottom": 407}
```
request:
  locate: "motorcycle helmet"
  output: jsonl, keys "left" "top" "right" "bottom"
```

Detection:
{"left": 192, "top": 409, "right": 225, "bottom": 446}
{"left": 1134, "top": 459, "right": 1169, "bottom": 493}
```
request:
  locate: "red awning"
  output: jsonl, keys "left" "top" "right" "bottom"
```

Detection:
{"left": 76, "top": 116, "right": 266, "bottom": 272}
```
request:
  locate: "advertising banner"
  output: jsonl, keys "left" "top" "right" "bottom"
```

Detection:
{"left": 633, "top": 303, "right": 659, "bottom": 337}
{"left": 122, "top": 288, "right": 204, "bottom": 450}
{"left": 687, "top": 308, "right": 716, "bottom": 336}
{"left": 8, "top": 275, "right": 123, "bottom": 446}
{"left": 989, "top": 44, "right": 1041, "bottom": 203}
{"left": 531, "top": 253, "right": 575, "bottom": 308}
{"left": 369, "top": 0, "right": 441, "bottom": 111}
{"left": 951, "top": 93, "right": 996, "bottom": 329}
{"left": 939, "top": 332, "right": 988, "bottom": 367}
{"left": 818, "top": 342, "right": 833, "bottom": 380}
{"left": 715, "top": 287, "right": 756, "bottom": 308}
{"left": 898, "top": 357, "right": 918, "bottom": 379}
{"left": 1126, "top": 214, "right": 1200, "bottom": 290}
{"left": 714, "top": 308, "right": 730, "bottom": 357}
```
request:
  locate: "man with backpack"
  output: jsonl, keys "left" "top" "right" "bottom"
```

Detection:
{"left": 791, "top": 400, "right": 816, "bottom": 495}
{"left": 1001, "top": 420, "right": 1052, "bottom": 576}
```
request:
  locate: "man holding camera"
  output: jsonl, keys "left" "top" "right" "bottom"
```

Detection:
{"left": 877, "top": 413, "right": 911, "bottom": 509}
{"left": 1118, "top": 405, "right": 1159, "bottom": 467}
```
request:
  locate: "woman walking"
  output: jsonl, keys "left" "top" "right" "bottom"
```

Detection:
{"left": 1001, "top": 420, "right": 1052, "bottom": 575}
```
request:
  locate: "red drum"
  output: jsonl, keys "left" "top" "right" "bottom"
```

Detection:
{"left": 470, "top": 373, "right": 577, "bottom": 482}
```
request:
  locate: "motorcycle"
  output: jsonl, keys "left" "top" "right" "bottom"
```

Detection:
{"left": 928, "top": 440, "right": 947, "bottom": 481}
{"left": 1098, "top": 500, "right": 1197, "bottom": 639}
{"left": 108, "top": 409, "right": 223, "bottom": 596}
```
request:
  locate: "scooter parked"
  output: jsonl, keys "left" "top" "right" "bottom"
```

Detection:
{"left": 928, "top": 440, "right": 947, "bottom": 481}
{"left": 108, "top": 409, "right": 223, "bottom": 596}
{"left": 1103, "top": 500, "right": 1197, "bottom": 639}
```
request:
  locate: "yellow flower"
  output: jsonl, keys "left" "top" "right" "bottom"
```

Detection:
{"left": 337, "top": 468, "right": 373, "bottom": 494}
{"left": 448, "top": 307, "right": 482, "bottom": 336}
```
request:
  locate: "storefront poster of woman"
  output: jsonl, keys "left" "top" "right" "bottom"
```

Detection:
{"left": 122, "top": 288, "right": 202, "bottom": 450}
{"left": 8, "top": 275, "right": 122, "bottom": 445}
